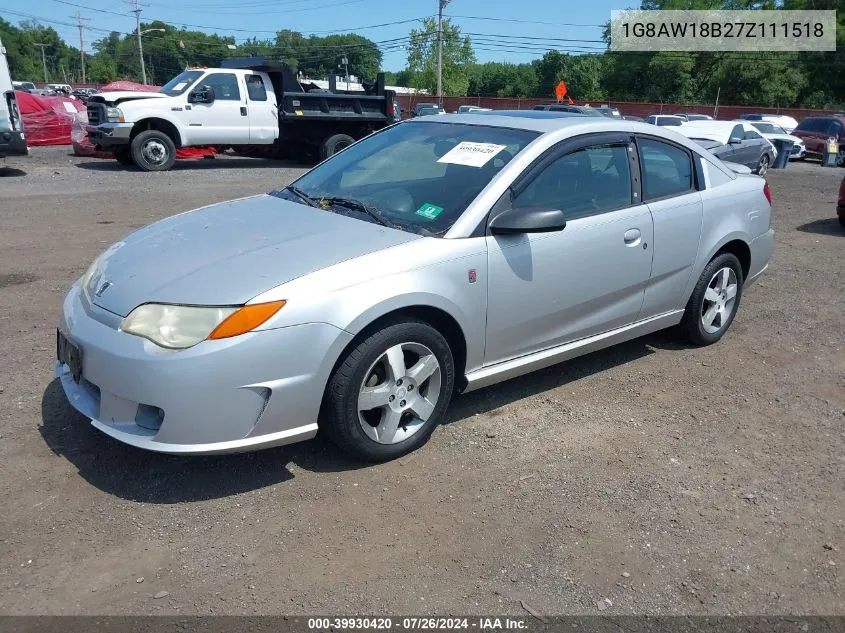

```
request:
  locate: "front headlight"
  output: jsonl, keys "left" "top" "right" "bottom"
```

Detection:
{"left": 80, "top": 256, "right": 100, "bottom": 289}
{"left": 120, "top": 301, "right": 286, "bottom": 349}
{"left": 106, "top": 107, "right": 124, "bottom": 122}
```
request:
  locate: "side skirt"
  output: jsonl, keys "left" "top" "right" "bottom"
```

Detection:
{"left": 463, "top": 310, "right": 685, "bottom": 393}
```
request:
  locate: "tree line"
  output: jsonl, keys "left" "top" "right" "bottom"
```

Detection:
{"left": 2, "top": 0, "right": 842, "bottom": 109}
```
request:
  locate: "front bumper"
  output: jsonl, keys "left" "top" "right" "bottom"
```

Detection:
{"left": 87, "top": 122, "right": 133, "bottom": 149}
{"left": 0, "top": 130, "right": 28, "bottom": 158}
{"left": 57, "top": 283, "right": 353, "bottom": 454}
{"left": 789, "top": 144, "right": 806, "bottom": 159}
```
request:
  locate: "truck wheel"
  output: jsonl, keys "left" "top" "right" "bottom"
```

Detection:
{"left": 113, "top": 149, "right": 135, "bottom": 166}
{"left": 319, "top": 134, "right": 355, "bottom": 161}
{"left": 131, "top": 130, "right": 176, "bottom": 172}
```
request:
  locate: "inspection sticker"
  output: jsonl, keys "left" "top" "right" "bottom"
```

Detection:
{"left": 437, "top": 141, "right": 507, "bottom": 168}
{"left": 416, "top": 203, "right": 444, "bottom": 219}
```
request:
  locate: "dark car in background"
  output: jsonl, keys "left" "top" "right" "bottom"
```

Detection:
{"left": 532, "top": 104, "right": 605, "bottom": 117}
{"left": 411, "top": 103, "right": 444, "bottom": 117}
{"left": 791, "top": 115, "right": 845, "bottom": 165}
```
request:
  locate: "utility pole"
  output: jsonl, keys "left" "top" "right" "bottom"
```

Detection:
{"left": 128, "top": 0, "right": 147, "bottom": 84}
{"left": 72, "top": 12, "right": 90, "bottom": 84}
{"left": 34, "top": 43, "right": 49, "bottom": 83}
{"left": 436, "top": 0, "right": 450, "bottom": 102}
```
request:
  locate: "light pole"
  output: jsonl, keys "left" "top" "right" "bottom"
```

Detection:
{"left": 137, "top": 28, "right": 164, "bottom": 85}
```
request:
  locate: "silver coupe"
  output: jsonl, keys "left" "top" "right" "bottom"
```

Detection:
{"left": 57, "top": 111, "right": 775, "bottom": 461}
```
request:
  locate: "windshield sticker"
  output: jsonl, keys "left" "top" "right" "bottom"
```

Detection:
{"left": 437, "top": 141, "right": 507, "bottom": 168}
{"left": 172, "top": 82, "right": 188, "bottom": 91}
{"left": 416, "top": 203, "right": 444, "bottom": 220}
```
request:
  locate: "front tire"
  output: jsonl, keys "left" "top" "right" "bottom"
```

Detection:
{"left": 322, "top": 319, "right": 455, "bottom": 462}
{"left": 130, "top": 130, "right": 176, "bottom": 172}
{"left": 681, "top": 253, "right": 744, "bottom": 346}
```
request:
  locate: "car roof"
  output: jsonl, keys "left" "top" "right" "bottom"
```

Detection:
{"left": 413, "top": 111, "right": 736, "bottom": 153}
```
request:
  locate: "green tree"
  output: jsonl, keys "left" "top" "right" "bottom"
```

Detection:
{"left": 407, "top": 17, "right": 475, "bottom": 95}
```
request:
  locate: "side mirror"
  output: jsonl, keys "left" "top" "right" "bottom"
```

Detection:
{"left": 729, "top": 136, "right": 743, "bottom": 144}
{"left": 489, "top": 206, "right": 567, "bottom": 235}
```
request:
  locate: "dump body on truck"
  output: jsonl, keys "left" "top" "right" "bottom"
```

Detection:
{"left": 86, "top": 57, "right": 395, "bottom": 171}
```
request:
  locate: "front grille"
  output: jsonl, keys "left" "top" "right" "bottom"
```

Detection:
{"left": 87, "top": 102, "right": 107, "bottom": 126}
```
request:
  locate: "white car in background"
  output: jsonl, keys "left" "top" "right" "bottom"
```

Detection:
{"left": 738, "top": 113, "right": 799, "bottom": 134}
{"left": 747, "top": 121, "right": 806, "bottom": 160}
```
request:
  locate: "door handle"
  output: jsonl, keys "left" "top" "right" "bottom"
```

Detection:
{"left": 240, "top": 106, "right": 247, "bottom": 116}
{"left": 623, "top": 228, "right": 641, "bottom": 245}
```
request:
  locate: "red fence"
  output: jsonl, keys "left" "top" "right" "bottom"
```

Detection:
{"left": 395, "top": 94, "right": 842, "bottom": 121}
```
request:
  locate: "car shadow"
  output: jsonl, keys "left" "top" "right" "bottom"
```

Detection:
{"left": 0, "top": 166, "right": 27, "bottom": 177}
{"left": 445, "top": 332, "right": 668, "bottom": 423}
{"left": 40, "top": 329, "right": 680, "bottom": 503}
{"left": 796, "top": 218, "right": 844, "bottom": 236}
{"left": 74, "top": 157, "right": 301, "bottom": 172}
{"left": 39, "top": 378, "right": 366, "bottom": 504}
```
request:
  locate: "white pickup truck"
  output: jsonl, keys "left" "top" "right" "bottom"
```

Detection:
{"left": 1, "top": 37, "right": 28, "bottom": 159}
{"left": 87, "top": 58, "right": 396, "bottom": 171}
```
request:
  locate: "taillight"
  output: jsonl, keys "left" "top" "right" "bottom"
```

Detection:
{"left": 763, "top": 181, "right": 772, "bottom": 206}
{"left": 387, "top": 101, "right": 394, "bottom": 116}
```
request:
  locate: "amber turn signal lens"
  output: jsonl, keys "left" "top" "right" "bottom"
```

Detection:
{"left": 208, "top": 301, "right": 286, "bottom": 340}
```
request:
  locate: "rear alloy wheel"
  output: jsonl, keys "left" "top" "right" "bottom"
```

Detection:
{"left": 131, "top": 130, "right": 176, "bottom": 172}
{"left": 681, "top": 253, "right": 744, "bottom": 346}
{"left": 322, "top": 319, "right": 455, "bottom": 461}
{"left": 756, "top": 154, "right": 770, "bottom": 176}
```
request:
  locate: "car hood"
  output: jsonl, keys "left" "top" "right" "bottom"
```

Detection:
{"left": 90, "top": 92, "right": 170, "bottom": 106}
{"left": 86, "top": 194, "right": 421, "bottom": 316}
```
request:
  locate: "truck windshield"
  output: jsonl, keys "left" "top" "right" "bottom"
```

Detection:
{"left": 284, "top": 121, "right": 539, "bottom": 237}
{"left": 159, "top": 70, "right": 204, "bottom": 96}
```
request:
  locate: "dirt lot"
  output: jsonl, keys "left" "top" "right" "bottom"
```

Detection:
{"left": 0, "top": 147, "right": 843, "bottom": 616}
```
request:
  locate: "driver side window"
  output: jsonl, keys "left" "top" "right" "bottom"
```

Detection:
{"left": 512, "top": 144, "right": 632, "bottom": 218}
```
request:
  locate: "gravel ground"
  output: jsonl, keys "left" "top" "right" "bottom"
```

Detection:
{"left": 0, "top": 147, "right": 843, "bottom": 616}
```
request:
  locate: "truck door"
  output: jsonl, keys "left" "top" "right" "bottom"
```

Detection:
{"left": 187, "top": 71, "right": 250, "bottom": 144}
{"left": 245, "top": 72, "right": 277, "bottom": 145}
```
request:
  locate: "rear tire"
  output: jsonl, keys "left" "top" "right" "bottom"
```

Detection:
{"left": 756, "top": 154, "right": 770, "bottom": 176}
{"left": 681, "top": 253, "right": 744, "bottom": 346}
{"left": 322, "top": 319, "right": 455, "bottom": 462}
{"left": 130, "top": 130, "right": 176, "bottom": 172}
{"left": 319, "top": 133, "right": 355, "bottom": 161}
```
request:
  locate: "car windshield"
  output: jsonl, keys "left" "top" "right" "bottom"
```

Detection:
{"left": 159, "top": 70, "right": 204, "bottom": 96}
{"left": 285, "top": 121, "right": 539, "bottom": 236}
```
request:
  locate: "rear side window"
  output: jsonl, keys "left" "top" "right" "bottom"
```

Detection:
{"left": 202, "top": 73, "right": 241, "bottom": 101}
{"left": 744, "top": 129, "right": 763, "bottom": 141}
{"left": 828, "top": 120, "right": 843, "bottom": 137}
{"left": 638, "top": 138, "right": 693, "bottom": 201}
{"left": 246, "top": 74, "right": 267, "bottom": 101}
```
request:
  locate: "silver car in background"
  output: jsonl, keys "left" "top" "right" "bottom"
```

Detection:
{"left": 57, "top": 112, "right": 774, "bottom": 461}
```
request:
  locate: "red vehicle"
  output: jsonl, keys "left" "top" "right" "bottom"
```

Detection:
{"left": 838, "top": 175, "right": 845, "bottom": 227}
{"left": 791, "top": 115, "right": 845, "bottom": 165}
